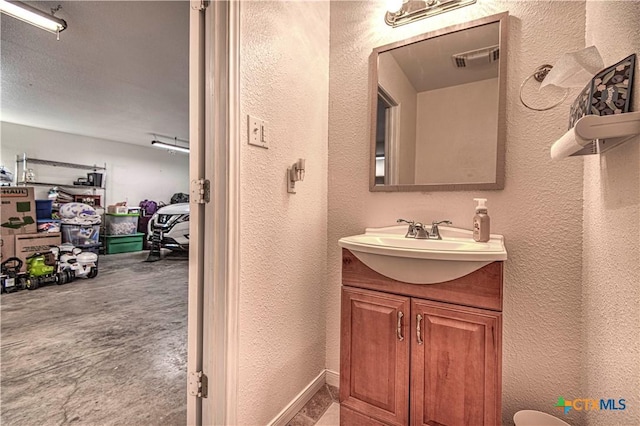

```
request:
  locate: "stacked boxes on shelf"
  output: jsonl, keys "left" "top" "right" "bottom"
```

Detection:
{"left": 1, "top": 187, "right": 61, "bottom": 265}
{"left": 103, "top": 213, "right": 144, "bottom": 254}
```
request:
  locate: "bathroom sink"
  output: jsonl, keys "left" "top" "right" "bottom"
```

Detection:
{"left": 338, "top": 225, "right": 507, "bottom": 284}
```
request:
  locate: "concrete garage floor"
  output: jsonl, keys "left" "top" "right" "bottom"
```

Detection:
{"left": 1, "top": 251, "right": 188, "bottom": 425}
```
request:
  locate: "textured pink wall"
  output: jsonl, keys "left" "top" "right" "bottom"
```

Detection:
{"left": 583, "top": 2, "right": 640, "bottom": 425}
{"left": 238, "top": 1, "right": 330, "bottom": 424}
{"left": 328, "top": 1, "right": 586, "bottom": 424}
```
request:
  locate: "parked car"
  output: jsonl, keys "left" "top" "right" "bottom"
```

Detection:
{"left": 147, "top": 203, "right": 190, "bottom": 251}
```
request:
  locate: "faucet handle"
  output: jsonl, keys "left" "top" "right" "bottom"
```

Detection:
{"left": 397, "top": 218, "right": 417, "bottom": 238}
{"left": 429, "top": 220, "right": 452, "bottom": 240}
{"left": 397, "top": 218, "right": 415, "bottom": 225}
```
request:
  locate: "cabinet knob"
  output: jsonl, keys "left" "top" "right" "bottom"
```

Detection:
{"left": 397, "top": 311, "right": 404, "bottom": 341}
{"left": 417, "top": 314, "right": 424, "bottom": 345}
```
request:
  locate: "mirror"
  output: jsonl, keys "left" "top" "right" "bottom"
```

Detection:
{"left": 370, "top": 12, "right": 508, "bottom": 191}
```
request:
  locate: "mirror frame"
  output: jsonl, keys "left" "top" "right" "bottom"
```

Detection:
{"left": 369, "top": 12, "right": 509, "bottom": 192}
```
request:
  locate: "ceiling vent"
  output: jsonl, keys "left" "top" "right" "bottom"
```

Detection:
{"left": 452, "top": 45, "right": 499, "bottom": 68}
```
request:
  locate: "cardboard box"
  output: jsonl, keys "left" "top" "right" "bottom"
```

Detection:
{"left": 107, "top": 205, "right": 128, "bottom": 214}
{"left": 1, "top": 187, "right": 37, "bottom": 235}
{"left": 1, "top": 234, "right": 15, "bottom": 263}
{"left": 14, "top": 232, "right": 61, "bottom": 265}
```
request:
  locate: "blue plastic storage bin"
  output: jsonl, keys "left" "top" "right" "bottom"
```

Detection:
{"left": 35, "top": 200, "right": 53, "bottom": 220}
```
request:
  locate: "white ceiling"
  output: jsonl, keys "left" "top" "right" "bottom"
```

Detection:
{"left": 386, "top": 21, "right": 499, "bottom": 92}
{"left": 1, "top": 1, "right": 189, "bottom": 147}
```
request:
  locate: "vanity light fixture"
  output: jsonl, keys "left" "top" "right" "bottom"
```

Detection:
{"left": 385, "top": 0, "right": 477, "bottom": 27}
{"left": 287, "top": 158, "right": 306, "bottom": 194}
{"left": 151, "top": 136, "right": 190, "bottom": 154}
{"left": 0, "top": 1, "right": 67, "bottom": 39}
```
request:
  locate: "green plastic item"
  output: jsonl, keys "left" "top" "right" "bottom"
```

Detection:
{"left": 26, "top": 255, "right": 55, "bottom": 277}
{"left": 104, "top": 233, "right": 144, "bottom": 254}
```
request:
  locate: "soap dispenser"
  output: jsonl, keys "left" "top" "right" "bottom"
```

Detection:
{"left": 473, "top": 198, "right": 490, "bottom": 242}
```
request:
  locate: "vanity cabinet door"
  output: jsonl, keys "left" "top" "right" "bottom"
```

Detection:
{"left": 410, "top": 299, "right": 501, "bottom": 426}
{"left": 341, "top": 286, "right": 410, "bottom": 426}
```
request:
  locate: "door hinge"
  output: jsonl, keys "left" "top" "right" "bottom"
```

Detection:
{"left": 188, "top": 371, "right": 208, "bottom": 398}
{"left": 191, "top": 179, "right": 210, "bottom": 204}
{"left": 191, "top": 0, "right": 209, "bottom": 11}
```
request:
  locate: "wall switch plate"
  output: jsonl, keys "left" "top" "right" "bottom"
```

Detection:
{"left": 248, "top": 115, "right": 268, "bottom": 149}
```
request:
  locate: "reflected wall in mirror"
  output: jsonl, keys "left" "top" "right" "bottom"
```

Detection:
{"left": 371, "top": 12, "right": 508, "bottom": 191}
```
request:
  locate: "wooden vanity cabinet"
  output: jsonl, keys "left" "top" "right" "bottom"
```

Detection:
{"left": 340, "top": 249, "right": 503, "bottom": 426}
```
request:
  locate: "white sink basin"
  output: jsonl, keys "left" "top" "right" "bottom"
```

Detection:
{"left": 338, "top": 225, "right": 507, "bottom": 284}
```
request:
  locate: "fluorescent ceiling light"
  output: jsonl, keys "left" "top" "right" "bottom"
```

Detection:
{"left": 0, "top": 0, "right": 67, "bottom": 34}
{"left": 151, "top": 140, "right": 190, "bottom": 154}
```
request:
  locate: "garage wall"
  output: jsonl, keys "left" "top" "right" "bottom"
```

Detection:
{"left": 0, "top": 122, "right": 189, "bottom": 206}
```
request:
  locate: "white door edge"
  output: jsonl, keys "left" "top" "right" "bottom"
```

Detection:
{"left": 187, "top": 1, "right": 206, "bottom": 424}
{"left": 200, "top": 0, "right": 241, "bottom": 425}
{"left": 223, "top": 1, "right": 241, "bottom": 424}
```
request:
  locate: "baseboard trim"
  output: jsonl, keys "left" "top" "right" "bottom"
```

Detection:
{"left": 325, "top": 369, "right": 340, "bottom": 388}
{"left": 268, "top": 370, "right": 327, "bottom": 426}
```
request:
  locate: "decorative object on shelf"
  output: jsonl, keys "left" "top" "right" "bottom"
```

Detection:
{"left": 550, "top": 111, "right": 640, "bottom": 160}
{"left": 21, "top": 168, "right": 35, "bottom": 183}
{"left": 520, "top": 46, "right": 605, "bottom": 111}
{"left": 73, "top": 195, "right": 101, "bottom": 207}
{"left": 150, "top": 134, "right": 189, "bottom": 154}
{"left": 385, "top": 0, "right": 476, "bottom": 27}
{"left": 568, "top": 54, "right": 635, "bottom": 128}
{"left": 0, "top": 1, "right": 67, "bottom": 40}
{"left": 549, "top": 54, "right": 637, "bottom": 160}
{"left": 287, "top": 158, "right": 305, "bottom": 194}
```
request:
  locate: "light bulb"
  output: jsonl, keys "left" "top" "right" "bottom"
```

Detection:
{"left": 386, "top": 0, "right": 404, "bottom": 14}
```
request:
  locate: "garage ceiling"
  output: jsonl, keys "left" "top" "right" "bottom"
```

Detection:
{"left": 1, "top": 1, "right": 189, "bottom": 147}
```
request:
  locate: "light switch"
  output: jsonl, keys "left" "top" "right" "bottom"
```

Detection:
{"left": 248, "top": 115, "right": 268, "bottom": 149}
{"left": 260, "top": 123, "right": 267, "bottom": 143}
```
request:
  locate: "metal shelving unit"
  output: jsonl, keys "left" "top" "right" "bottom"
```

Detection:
{"left": 16, "top": 154, "right": 107, "bottom": 254}
{"left": 15, "top": 154, "right": 107, "bottom": 207}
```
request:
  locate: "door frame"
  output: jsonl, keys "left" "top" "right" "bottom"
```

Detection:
{"left": 377, "top": 85, "right": 400, "bottom": 185}
{"left": 188, "top": 0, "right": 240, "bottom": 424}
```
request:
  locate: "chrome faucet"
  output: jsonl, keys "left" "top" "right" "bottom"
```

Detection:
{"left": 397, "top": 218, "right": 416, "bottom": 238}
{"left": 399, "top": 218, "right": 452, "bottom": 239}
{"left": 429, "top": 220, "right": 452, "bottom": 240}
{"left": 413, "top": 222, "right": 429, "bottom": 239}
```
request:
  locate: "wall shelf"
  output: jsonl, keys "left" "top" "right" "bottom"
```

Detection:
{"left": 551, "top": 111, "right": 640, "bottom": 160}
{"left": 15, "top": 154, "right": 107, "bottom": 208}
{"left": 20, "top": 157, "right": 106, "bottom": 171}
{"left": 16, "top": 181, "right": 104, "bottom": 190}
